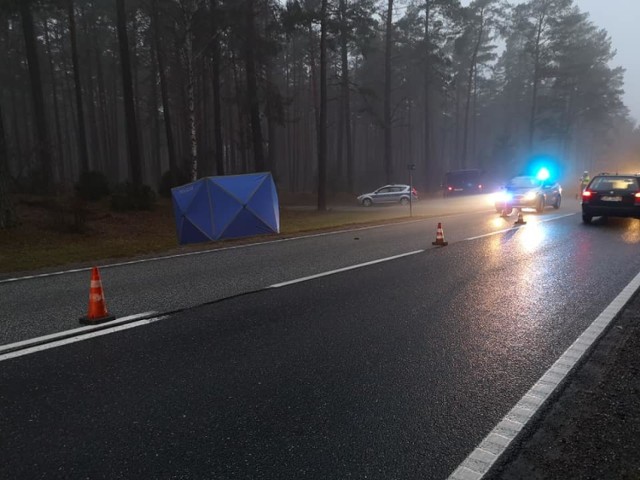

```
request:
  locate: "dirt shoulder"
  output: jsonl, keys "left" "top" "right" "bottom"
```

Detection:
{"left": 488, "top": 292, "right": 640, "bottom": 479}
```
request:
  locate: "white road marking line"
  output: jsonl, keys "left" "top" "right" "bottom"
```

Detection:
{"left": 0, "top": 315, "right": 166, "bottom": 363}
{"left": 464, "top": 213, "right": 576, "bottom": 241}
{"left": 448, "top": 265, "right": 640, "bottom": 480}
{"left": 269, "top": 250, "right": 424, "bottom": 288}
{"left": 2, "top": 250, "right": 424, "bottom": 360}
{"left": 0, "top": 312, "right": 157, "bottom": 354}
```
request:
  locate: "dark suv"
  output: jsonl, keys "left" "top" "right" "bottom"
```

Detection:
{"left": 443, "top": 169, "right": 484, "bottom": 196}
{"left": 581, "top": 174, "right": 640, "bottom": 223}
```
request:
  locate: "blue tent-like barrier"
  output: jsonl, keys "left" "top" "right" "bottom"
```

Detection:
{"left": 171, "top": 172, "right": 280, "bottom": 245}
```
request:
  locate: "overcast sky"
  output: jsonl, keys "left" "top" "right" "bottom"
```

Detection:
{"left": 459, "top": 0, "right": 640, "bottom": 124}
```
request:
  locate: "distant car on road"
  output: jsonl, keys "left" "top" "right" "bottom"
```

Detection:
{"left": 494, "top": 175, "right": 562, "bottom": 214}
{"left": 581, "top": 173, "right": 640, "bottom": 224}
{"left": 357, "top": 184, "right": 418, "bottom": 207}
{"left": 442, "top": 169, "right": 484, "bottom": 196}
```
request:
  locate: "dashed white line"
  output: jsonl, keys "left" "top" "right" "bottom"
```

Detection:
{"left": 269, "top": 250, "right": 424, "bottom": 288}
{"left": 448, "top": 265, "right": 640, "bottom": 480}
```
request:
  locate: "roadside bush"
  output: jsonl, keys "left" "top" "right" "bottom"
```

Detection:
{"left": 75, "top": 170, "right": 110, "bottom": 201}
{"left": 110, "top": 183, "right": 156, "bottom": 212}
{"left": 50, "top": 195, "right": 88, "bottom": 233}
{"left": 14, "top": 168, "right": 48, "bottom": 194}
{"left": 158, "top": 169, "right": 190, "bottom": 198}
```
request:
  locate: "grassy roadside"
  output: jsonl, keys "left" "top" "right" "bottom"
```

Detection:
{"left": 0, "top": 195, "right": 423, "bottom": 275}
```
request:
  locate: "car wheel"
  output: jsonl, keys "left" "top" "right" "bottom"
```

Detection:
{"left": 582, "top": 214, "right": 592, "bottom": 224}
{"left": 535, "top": 196, "right": 544, "bottom": 213}
{"left": 400, "top": 197, "right": 409, "bottom": 206}
{"left": 553, "top": 194, "right": 561, "bottom": 209}
{"left": 362, "top": 198, "right": 372, "bottom": 207}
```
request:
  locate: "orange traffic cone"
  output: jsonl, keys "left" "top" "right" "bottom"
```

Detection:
{"left": 514, "top": 211, "right": 527, "bottom": 225}
{"left": 432, "top": 222, "right": 448, "bottom": 246}
{"left": 79, "top": 267, "right": 115, "bottom": 325}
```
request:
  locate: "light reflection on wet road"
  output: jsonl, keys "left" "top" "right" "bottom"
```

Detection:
{"left": 3, "top": 197, "right": 640, "bottom": 479}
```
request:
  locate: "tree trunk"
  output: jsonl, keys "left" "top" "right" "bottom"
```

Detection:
{"left": 265, "top": 61, "right": 277, "bottom": 179}
{"left": 82, "top": 6, "right": 101, "bottom": 172}
{"left": 0, "top": 101, "right": 18, "bottom": 228}
{"left": 317, "top": 0, "right": 328, "bottom": 211}
{"left": 116, "top": 0, "right": 143, "bottom": 188}
{"left": 68, "top": 0, "right": 89, "bottom": 175}
{"left": 152, "top": 0, "right": 178, "bottom": 176}
{"left": 210, "top": 0, "right": 224, "bottom": 176}
{"left": 244, "top": 0, "right": 265, "bottom": 172}
{"left": 149, "top": 23, "right": 161, "bottom": 185}
{"left": 20, "top": 0, "right": 54, "bottom": 194}
{"left": 95, "top": 43, "right": 112, "bottom": 175}
{"left": 384, "top": 0, "right": 393, "bottom": 184}
{"left": 528, "top": 11, "right": 545, "bottom": 152}
{"left": 423, "top": 0, "right": 433, "bottom": 189}
{"left": 43, "top": 19, "right": 65, "bottom": 184}
{"left": 183, "top": 11, "right": 198, "bottom": 181}
{"left": 461, "top": 7, "right": 484, "bottom": 169}
{"left": 339, "top": 0, "right": 354, "bottom": 193}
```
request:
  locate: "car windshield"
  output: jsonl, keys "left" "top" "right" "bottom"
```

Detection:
{"left": 445, "top": 171, "right": 480, "bottom": 184}
{"left": 507, "top": 177, "right": 540, "bottom": 188}
{"left": 589, "top": 176, "right": 638, "bottom": 191}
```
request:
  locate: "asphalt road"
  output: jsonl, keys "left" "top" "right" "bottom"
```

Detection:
{"left": 0, "top": 194, "right": 563, "bottom": 345}
{"left": 2, "top": 197, "right": 640, "bottom": 478}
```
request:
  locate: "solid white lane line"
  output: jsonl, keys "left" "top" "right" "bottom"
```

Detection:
{"left": 269, "top": 250, "right": 425, "bottom": 288}
{"left": 0, "top": 312, "right": 157, "bottom": 354}
{"left": 464, "top": 213, "right": 576, "bottom": 241}
{"left": 0, "top": 315, "right": 166, "bottom": 363}
{"left": 2, "top": 250, "right": 426, "bottom": 360}
{"left": 448, "top": 265, "right": 640, "bottom": 480}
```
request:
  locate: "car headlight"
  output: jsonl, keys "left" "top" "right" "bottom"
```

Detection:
{"left": 494, "top": 191, "right": 512, "bottom": 203}
{"left": 523, "top": 191, "right": 537, "bottom": 201}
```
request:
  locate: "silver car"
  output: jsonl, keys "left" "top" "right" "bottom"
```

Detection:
{"left": 357, "top": 184, "right": 418, "bottom": 207}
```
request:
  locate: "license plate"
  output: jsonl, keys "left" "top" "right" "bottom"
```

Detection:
{"left": 601, "top": 196, "right": 622, "bottom": 201}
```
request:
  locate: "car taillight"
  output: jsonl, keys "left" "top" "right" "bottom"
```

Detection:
{"left": 635, "top": 192, "right": 640, "bottom": 204}
{"left": 447, "top": 186, "right": 452, "bottom": 191}
{"left": 582, "top": 190, "right": 592, "bottom": 198}
{"left": 478, "top": 184, "right": 483, "bottom": 189}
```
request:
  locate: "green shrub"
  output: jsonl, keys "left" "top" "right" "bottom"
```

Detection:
{"left": 110, "top": 183, "right": 156, "bottom": 212}
{"left": 75, "top": 170, "right": 110, "bottom": 201}
{"left": 158, "top": 169, "right": 191, "bottom": 198}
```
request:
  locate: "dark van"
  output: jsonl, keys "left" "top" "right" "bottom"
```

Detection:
{"left": 443, "top": 169, "right": 484, "bottom": 197}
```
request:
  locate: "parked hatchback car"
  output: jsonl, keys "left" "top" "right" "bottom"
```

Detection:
{"left": 357, "top": 184, "right": 418, "bottom": 207}
{"left": 581, "top": 174, "right": 640, "bottom": 223}
{"left": 494, "top": 175, "right": 562, "bottom": 214}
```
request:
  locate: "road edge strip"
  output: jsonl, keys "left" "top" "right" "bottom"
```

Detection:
{"left": 447, "top": 268, "right": 640, "bottom": 480}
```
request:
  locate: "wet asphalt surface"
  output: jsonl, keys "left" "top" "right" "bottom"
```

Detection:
{"left": 1, "top": 198, "right": 640, "bottom": 478}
